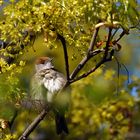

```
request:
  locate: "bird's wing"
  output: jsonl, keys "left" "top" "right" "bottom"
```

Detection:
{"left": 30, "top": 74, "right": 48, "bottom": 102}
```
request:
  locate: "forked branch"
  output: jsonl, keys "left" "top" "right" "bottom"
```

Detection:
{"left": 70, "top": 27, "right": 100, "bottom": 79}
{"left": 70, "top": 28, "right": 113, "bottom": 83}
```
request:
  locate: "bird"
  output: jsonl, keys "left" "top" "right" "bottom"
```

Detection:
{"left": 31, "top": 56, "right": 69, "bottom": 134}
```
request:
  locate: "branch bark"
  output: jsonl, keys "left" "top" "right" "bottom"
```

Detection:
{"left": 88, "top": 28, "right": 99, "bottom": 52}
{"left": 103, "top": 28, "right": 112, "bottom": 59}
{"left": 57, "top": 33, "right": 70, "bottom": 81}
{"left": 70, "top": 28, "right": 113, "bottom": 83}
{"left": 70, "top": 59, "right": 104, "bottom": 83}
{"left": 113, "top": 30, "right": 127, "bottom": 44}
{"left": 70, "top": 28, "right": 100, "bottom": 79}
{"left": 70, "top": 50, "right": 114, "bottom": 83}
{"left": 18, "top": 109, "right": 48, "bottom": 140}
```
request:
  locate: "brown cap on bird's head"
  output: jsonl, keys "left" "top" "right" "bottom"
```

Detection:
{"left": 35, "top": 57, "right": 54, "bottom": 71}
{"left": 35, "top": 57, "right": 52, "bottom": 65}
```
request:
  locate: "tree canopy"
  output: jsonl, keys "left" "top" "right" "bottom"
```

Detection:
{"left": 0, "top": 0, "right": 140, "bottom": 140}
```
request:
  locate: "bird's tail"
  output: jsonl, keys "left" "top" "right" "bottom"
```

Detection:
{"left": 55, "top": 112, "right": 69, "bottom": 135}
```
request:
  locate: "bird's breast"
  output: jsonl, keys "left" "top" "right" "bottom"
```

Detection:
{"left": 43, "top": 77, "right": 65, "bottom": 93}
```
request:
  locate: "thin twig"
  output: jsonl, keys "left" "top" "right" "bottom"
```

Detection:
{"left": 70, "top": 59, "right": 105, "bottom": 83}
{"left": 88, "top": 28, "right": 99, "bottom": 52}
{"left": 18, "top": 109, "right": 48, "bottom": 140}
{"left": 110, "top": 28, "right": 119, "bottom": 40}
{"left": 90, "top": 49, "right": 104, "bottom": 56}
{"left": 57, "top": 33, "right": 70, "bottom": 81}
{"left": 103, "top": 28, "right": 112, "bottom": 59}
{"left": 114, "top": 56, "right": 121, "bottom": 96}
{"left": 113, "top": 30, "right": 127, "bottom": 44}
{"left": 121, "top": 63, "right": 130, "bottom": 84}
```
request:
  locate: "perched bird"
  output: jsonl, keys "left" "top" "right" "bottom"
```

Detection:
{"left": 31, "top": 57, "right": 69, "bottom": 134}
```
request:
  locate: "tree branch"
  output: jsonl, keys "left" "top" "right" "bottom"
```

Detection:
{"left": 110, "top": 28, "right": 119, "bottom": 40}
{"left": 70, "top": 60, "right": 104, "bottom": 83}
{"left": 88, "top": 28, "right": 99, "bottom": 52}
{"left": 113, "top": 30, "right": 127, "bottom": 44}
{"left": 70, "top": 28, "right": 100, "bottom": 79}
{"left": 18, "top": 109, "right": 48, "bottom": 140}
{"left": 70, "top": 49, "right": 114, "bottom": 83}
{"left": 103, "top": 28, "right": 112, "bottom": 59}
{"left": 57, "top": 33, "right": 70, "bottom": 81}
{"left": 70, "top": 28, "right": 113, "bottom": 83}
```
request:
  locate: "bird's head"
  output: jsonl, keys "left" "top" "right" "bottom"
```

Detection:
{"left": 35, "top": 57, "right": 54, "bottom": 72}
